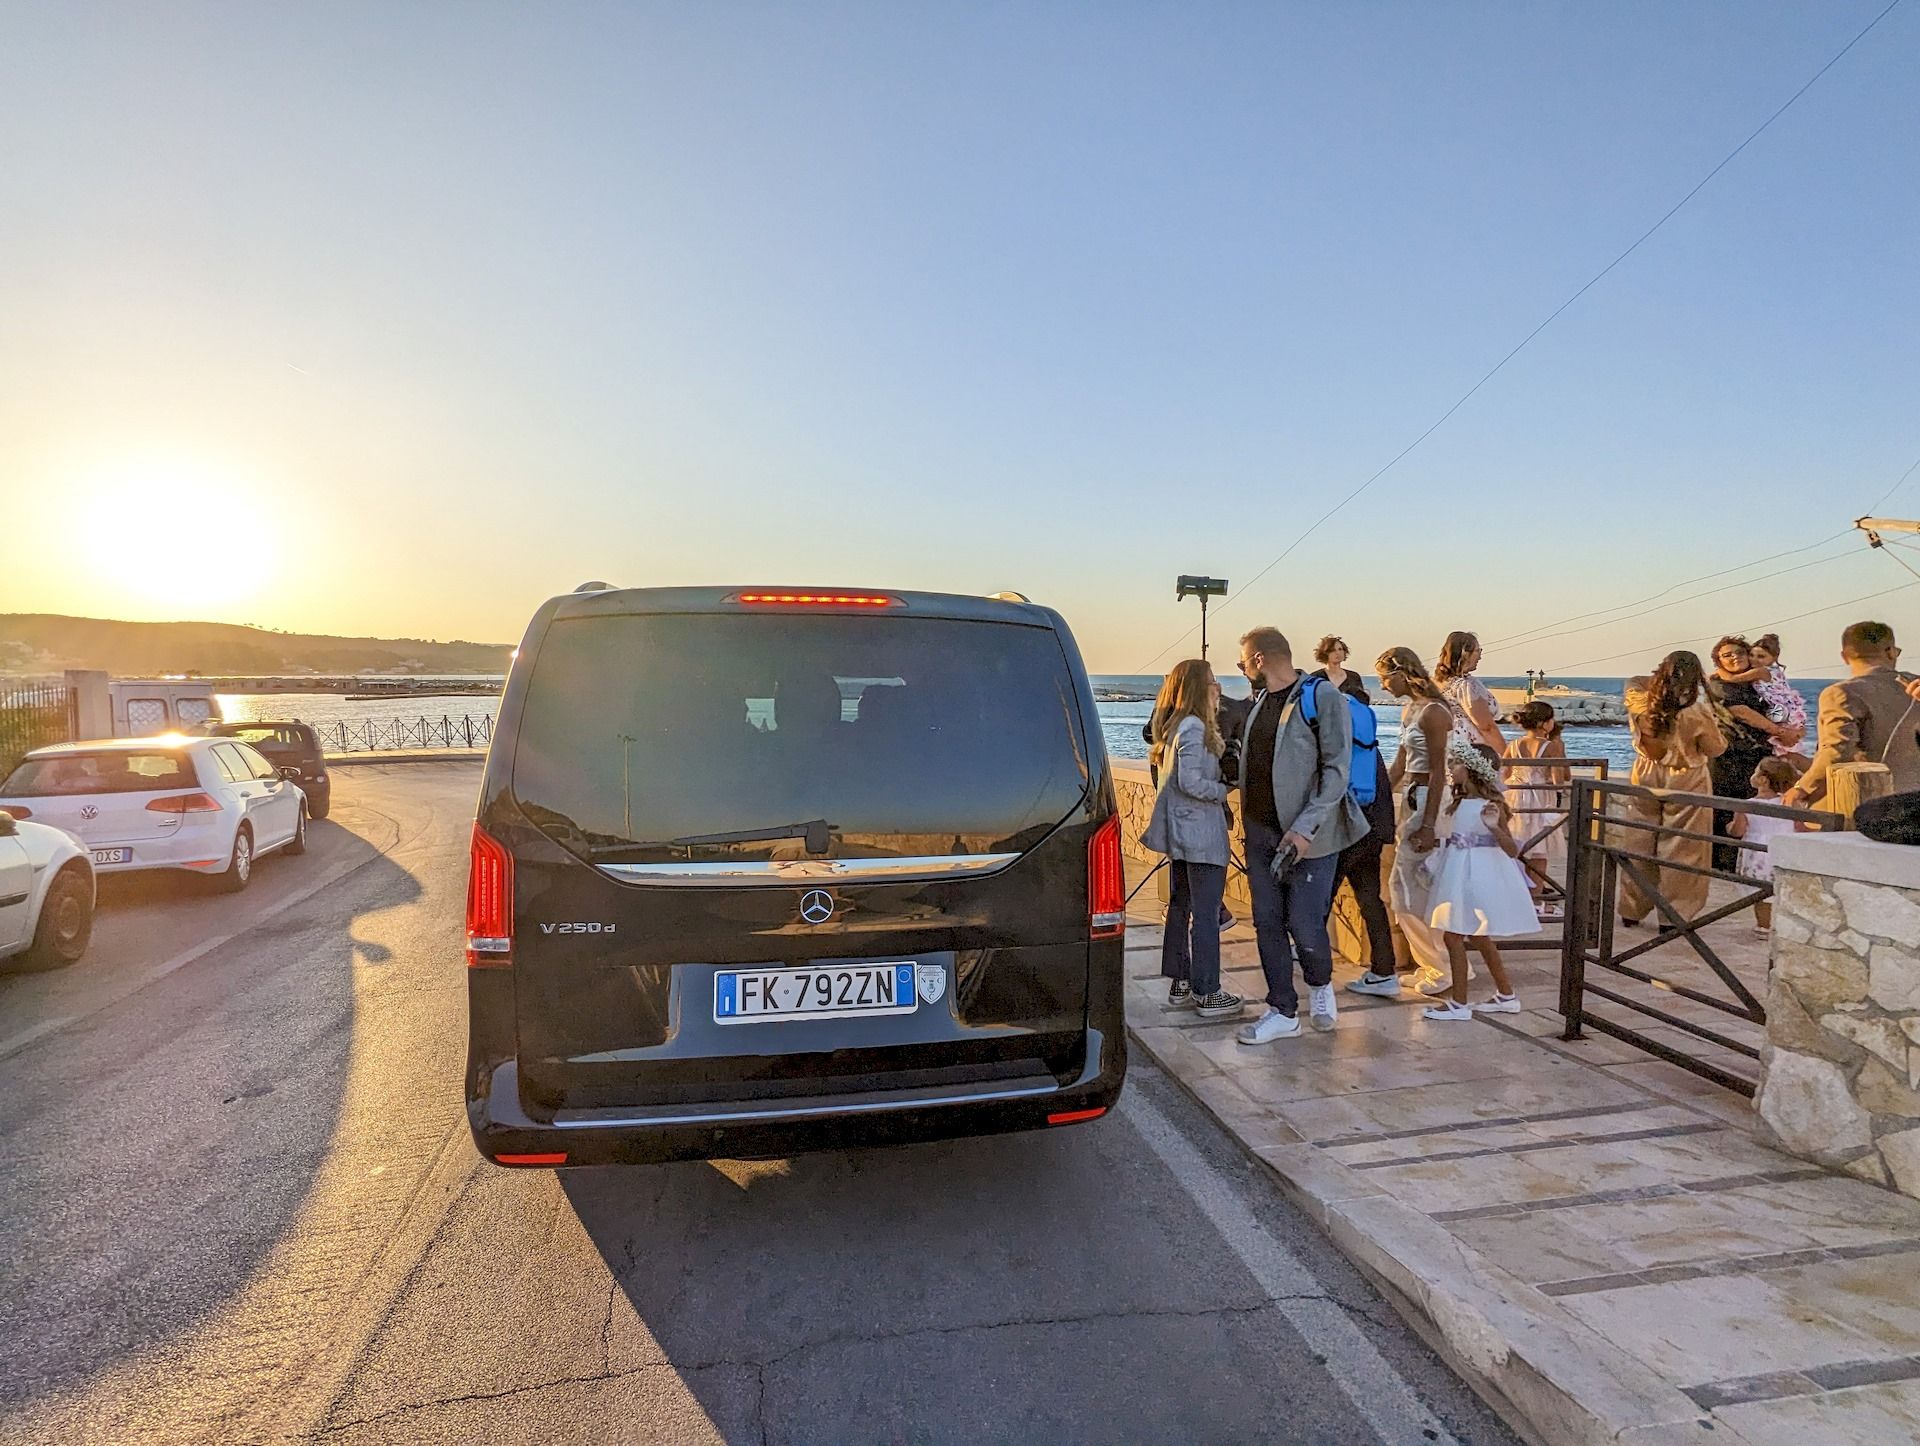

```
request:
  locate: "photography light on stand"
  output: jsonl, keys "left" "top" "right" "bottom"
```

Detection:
{"left": 1176, "top": 575, "right": 1229, "bottom": 661}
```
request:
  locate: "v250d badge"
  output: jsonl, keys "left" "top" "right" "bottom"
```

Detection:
{"left": 539, "top": 922, "right": 617, "bottom": 935}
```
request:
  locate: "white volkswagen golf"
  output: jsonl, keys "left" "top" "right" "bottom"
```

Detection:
{"left": 0, "top": 736, "right": 309, "bottom": 892}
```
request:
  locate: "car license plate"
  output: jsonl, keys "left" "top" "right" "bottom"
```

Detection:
{"left": 714, "top": 963, "right": 918, "bottom": 1024}
{"left": 91, "top": 848, "right": 131, "bottom": 865}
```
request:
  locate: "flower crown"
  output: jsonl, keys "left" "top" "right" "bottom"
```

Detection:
{"left": 1446, "top": 736, "right": 1502, "bottom": 792}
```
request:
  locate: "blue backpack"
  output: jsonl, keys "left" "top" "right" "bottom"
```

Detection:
{"left": 1297, "top": 680, "right": 1380, "bottom": 808}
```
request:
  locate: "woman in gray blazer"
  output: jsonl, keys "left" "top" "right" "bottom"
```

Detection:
{"left": 1145, "top": 661, "right": 1245, "bottom": 1019}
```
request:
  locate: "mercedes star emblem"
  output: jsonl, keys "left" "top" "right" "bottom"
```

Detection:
{"left": 799, "top": 890, "right": 835, "bottom": 925}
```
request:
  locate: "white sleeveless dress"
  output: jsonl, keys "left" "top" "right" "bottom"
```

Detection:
{"left": 1427, "top": 800, "right": 1541, "bottom": 938}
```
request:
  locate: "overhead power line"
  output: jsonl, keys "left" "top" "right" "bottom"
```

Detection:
{"left": 1484, "top": 531, "right": 1854, "bottom": 650}
{"left": 1130, "top": 0, "right": 1909, "bottom": 676}
{"left": 1544, "top": 546, "right": 1920, "bottom": 673}
{"left": 1489, "top": 542, "right": 1861, "bottom": 656}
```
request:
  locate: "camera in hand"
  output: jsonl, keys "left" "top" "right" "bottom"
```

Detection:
{"left": 1269, "top": 839, "right": 1299, "bottom": 883}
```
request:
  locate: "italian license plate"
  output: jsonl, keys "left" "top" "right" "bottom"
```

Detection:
{"left": 91, "top": 848, "right": 131, "bottom": 865}
{"left": 714, "top": 963, "right": 918, "bottom": 1024}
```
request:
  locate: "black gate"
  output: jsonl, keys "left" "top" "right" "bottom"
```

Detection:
{"left": 0, "top": 680, "right": 77, "bottom": 780}
{"left": 1559, "top": 777, "right": 1841, "bottom": 1094}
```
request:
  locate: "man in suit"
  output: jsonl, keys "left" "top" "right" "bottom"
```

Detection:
{"left": 1785, "top": 621, "right": 1920, "bottom": 808}
{"left": 1231, "top": 627, "right": 1370, "bottom": 1045}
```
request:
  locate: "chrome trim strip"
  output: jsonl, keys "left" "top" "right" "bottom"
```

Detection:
{"left": 595, "top": 852, "right": 1020, "bottom": 885}
{"left": 550, "top": 1078, "right": 1058, "bottom": 1130}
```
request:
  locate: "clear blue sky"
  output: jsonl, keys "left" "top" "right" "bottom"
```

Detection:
{"left": 2, "top": 1, "right": 1914, "bottom": 677}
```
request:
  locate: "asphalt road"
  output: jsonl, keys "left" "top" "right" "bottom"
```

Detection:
{"left": 0, "top": 762, "right": 1518, "bottom": 1445}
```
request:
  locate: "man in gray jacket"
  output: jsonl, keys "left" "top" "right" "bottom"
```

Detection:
{"left": 1232, "top": 628, "right": 1370, "bottom": 1044}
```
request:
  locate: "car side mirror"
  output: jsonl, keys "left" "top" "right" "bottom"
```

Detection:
{"left": 0, "top": 812, "right": 16, "bottom": 836}
{"left": 279, "top": 766, "right": 303, "bottom": 781}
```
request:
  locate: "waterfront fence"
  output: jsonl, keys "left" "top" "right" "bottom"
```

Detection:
{"left": 1560, "top": 778, "right": 1842, "bottom": 1095}
{"left": 317, "top": 714, "right": 493, "bottom": 753}
{"left": 0, "top": 681, "right": 77, "bottom": 780}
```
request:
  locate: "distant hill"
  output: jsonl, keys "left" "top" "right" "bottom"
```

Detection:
{"left": 0, "top": 614, "right": 513, "bottom": 677}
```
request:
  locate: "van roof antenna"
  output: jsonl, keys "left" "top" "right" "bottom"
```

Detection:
{"left": 988, "top": 590, "right": 1032, "bottom": 604}
{"left": 573, "top": 581, "right": 615, "bottom": 593}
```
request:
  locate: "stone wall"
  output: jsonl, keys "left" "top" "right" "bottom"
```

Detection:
{"left": 1113, "top": 761, "right": 1253, "bottom": 912}
{"left": 1112, "top": 760, "right": 1373, "bottom": 962}
{"left": 1757, "top": 833, "right": 1920, "bottom": 1199}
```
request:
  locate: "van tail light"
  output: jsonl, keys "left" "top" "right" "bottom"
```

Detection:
{"left": 731, "top": 592, "right": 901, "bottom": 607}
{"left": 1089, "top": 816, "right": 1125, "bottom": 939}
{"left": 146, "top": 792, "right": 222, "bottom": 813}
{"left": 467, "top": 823, "right": 514, "bottom": 967}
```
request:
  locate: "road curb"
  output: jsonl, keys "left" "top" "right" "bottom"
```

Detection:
{"left": 1124, "top": 1018, "right": 1742, "bottom": 1446}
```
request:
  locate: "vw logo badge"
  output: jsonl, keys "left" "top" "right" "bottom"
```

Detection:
{"left": 80, "top": 804, "right": 99, "bottom": 820}
{"left": 799, "top": 890, "right": 835, "bottom": 925}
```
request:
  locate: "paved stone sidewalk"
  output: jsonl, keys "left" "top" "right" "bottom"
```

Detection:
{"left": 1126, "top": 872, "right": 1920, "bottom": 1444}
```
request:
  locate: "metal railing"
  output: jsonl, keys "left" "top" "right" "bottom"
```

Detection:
{"left": 315, "top": 714, "right": 493, "bottom": 753}
{"left": 0, "top": 681, "right": 76, "bottom": 778}
{"left": 1559, "top": 777, "right": 1842, "bottom": 1095}
{"left": 1488, "top": 755, "right": 1609, "bottom": 952}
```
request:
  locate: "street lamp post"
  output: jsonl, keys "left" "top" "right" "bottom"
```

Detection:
{"left": 1176, "top": 575, "right": 1229, "bottom": 662}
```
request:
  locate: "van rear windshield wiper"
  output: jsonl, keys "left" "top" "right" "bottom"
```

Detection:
{"left": 588, "top": 819, "right": 837, "bottom": 858}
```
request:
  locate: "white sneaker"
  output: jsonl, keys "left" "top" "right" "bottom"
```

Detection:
{"left": 1237, "top": 1008, "right": 1302, "bottom": 1045}
{"left": 1422, "top": 1000, "right": 1474, "bottom": 1021}
{"left": 1345, "top": 972, "right": 1403, "bottom": 998}
{"left": 1474, "top": 994, "right": 1522, "bottom": 1015}
{"left": 1413, "top": 964, "right": 1475, "bottom": 996}
{"left": 1309, "top": 983, "right": 1338, "bottom": 1032}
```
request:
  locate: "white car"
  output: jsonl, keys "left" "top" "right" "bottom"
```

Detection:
{"left": 0, "top": 809, "right": 95, "bottom": 970}
{"left": 0, "top": 735, "right": 309, "bottom": 892}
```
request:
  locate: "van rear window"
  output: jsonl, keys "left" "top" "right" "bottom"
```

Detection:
{"left": 3, "top": 751, "right": 200, "bottom": 796}
{"left": 510, "top": 614, "right": 1090, "bottom": 862}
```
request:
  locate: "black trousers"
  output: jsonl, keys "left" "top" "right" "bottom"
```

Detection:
{"left": 1332, "top": 836, "right": 1395, "bottom": 973}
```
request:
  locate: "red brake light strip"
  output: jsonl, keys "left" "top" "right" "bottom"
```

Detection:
{"left": 734, "top": 593, "right": 899, "bottom": 607}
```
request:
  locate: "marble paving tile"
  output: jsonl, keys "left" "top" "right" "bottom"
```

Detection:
{"left": 1444, "top": 1209, "right": 1641, "bottom": 1287}
{"left": 1712, "top": 1378, "right": 1920, "bottom": 1446}
{"left": 1601, "top": 1060, "right": 1764, "bottom": 1130}
{"left": 1323, "top": 1122, "right": 1549, "bottom": 1165}
{"left": 1711, "top": 1177, "right": 1920, "bottom": 1251}
{"left": 1548, "top": 1190, "right": 1831, "bottom": 1270}
{"left": 1227, "top": 1047, "right": 1519, "bottom": 1106}
{"left": 1368, "top": 1150, "right": 1655, "bottom": 1215}
{"left": 1557, "top": 1272, "right": 1898, "bottom": 1383}
{"left": 1275, "top": 1067, "right": 1648, "bottom": 1145}
{"left": 1602, "top": 1128, "right": 1803, "bottom": 1184}
{"left": 1767, "top": 1256, "right": 1920, "bottom": 1356}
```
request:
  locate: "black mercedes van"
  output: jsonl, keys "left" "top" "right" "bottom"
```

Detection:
{"left": 465, "top": 585, "right": 1126, "bottom": 1167}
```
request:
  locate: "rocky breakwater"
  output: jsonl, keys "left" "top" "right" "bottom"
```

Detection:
{"left": 1758, "top": 833, "right": 1920, "bottom": 1200}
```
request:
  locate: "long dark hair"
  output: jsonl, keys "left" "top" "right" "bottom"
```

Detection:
{"left": 1646, "top": 650, "right": 1705, "bottom": 739}
{"left": 1434, "top": 631, "right": 1479, "bottom": 686}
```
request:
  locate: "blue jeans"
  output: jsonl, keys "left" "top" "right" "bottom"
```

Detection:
{"left": 1160, "top": 860, "right": 1226, "bottom": 996}
{"left": 1244, "top": 818, "right": 1337, "bottom": 1016}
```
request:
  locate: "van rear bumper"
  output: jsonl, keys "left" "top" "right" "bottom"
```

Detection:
{"left": 468, "top": 1027, "right": 1125, "bottom": 1166}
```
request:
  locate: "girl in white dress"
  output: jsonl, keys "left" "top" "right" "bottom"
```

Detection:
{"left": 1424, "top": 740, "right": 1540, "bottom": 1020}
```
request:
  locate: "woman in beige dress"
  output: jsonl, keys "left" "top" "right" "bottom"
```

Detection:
{"left": 1618, "top": 650, "right": 1727, "bottom": 926}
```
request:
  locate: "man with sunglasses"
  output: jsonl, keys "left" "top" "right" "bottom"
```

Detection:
{"left": 1231, "top": 628, "right": 1369, "bottom": 1044}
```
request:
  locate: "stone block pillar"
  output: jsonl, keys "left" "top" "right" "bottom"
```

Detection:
{"left": 1758, "top": 833, "right": 1920, "bottom": 1197}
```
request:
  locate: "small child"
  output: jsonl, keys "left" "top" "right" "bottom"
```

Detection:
{"left": 1503, "top": 702, "right": 1569, "bottom": 918}
{"left": 1725, "top": 633, "right": 1808, "bottom": 759}
{"left": 1423, "top": 740, "right": 1541, "bottom": 1020}
{"left": 1730, "top": 756, "right": 1802, "bottom": 933}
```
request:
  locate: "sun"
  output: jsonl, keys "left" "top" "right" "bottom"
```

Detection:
{"left": 76, "top": 462, "right": 278, "bottom": 615}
